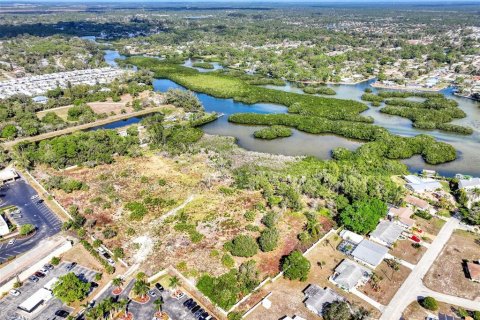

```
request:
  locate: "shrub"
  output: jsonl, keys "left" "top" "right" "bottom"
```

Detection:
{"left": 282, "top": 250, "right": 311, "bottom": 281}
{"left": 224, "top": 235, "right": 259, "bottom": 257}
{"left": 80, "top": 240, "right": 115, "bottom": 274}
{"left": 258, "top": 228, "right": 279, "bottom": 252}
{"left": 244, "top": 210, "right": 256, "bottom": 222}
{"left": 125, "top": 202, "right": 148, "bottom": 221}
{"left": 420, "top": 296, "right": 438, "bottom": 311}
{"left": 50, "top": 256, "right": 61, "bottom": 266}
{"left": 261, "top": 212, "right": 278, "bottom": 228}
{"left": 19, "top": 224, "right": 35, "bottom": 236}
{"left": 221, "top": 253, "right": 235, "bottom": 268}
{"left": 415, "top": 210, "right": 432, "bottom": 220}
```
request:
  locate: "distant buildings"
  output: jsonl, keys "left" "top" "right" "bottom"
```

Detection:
{"left": 369, "top": 221, "right": 403, "bottom": 248}
{"left": 303, "top": 285, "right": 344, "bottom": 317}
{"left": 330, "top": 259, "right": 371, "bottom": 292}
{"left": 351, "top": 239, "right": 388, "bottom": 269}
{"left": 0, "top": 68, "right": 126, "bottom": 99}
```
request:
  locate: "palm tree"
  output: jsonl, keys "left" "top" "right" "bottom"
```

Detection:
{"left": 133, "top": 280, "right": 149, "bottom": 299}
{"left": 112, "top": 277, "right": 124, "bottom": 289}
{"left": 169, "top": 276, "right": 180, "bottom": 289}
{"left": 154, "top": 298, "right": 164, "bottom": 312}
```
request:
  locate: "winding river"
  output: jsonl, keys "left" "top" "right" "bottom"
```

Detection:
{"left": 103, "top": 49, "right": 480, "bottom": 177}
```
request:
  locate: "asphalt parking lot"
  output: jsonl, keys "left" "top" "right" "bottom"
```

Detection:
{"left": 0, "top": 178, "right": 62, "bottom": 264}
{"left": 0, "top": 262, "right": 97, "bottom": 320}
{"left": 95, "top": 280, "right": 197, "bottom": 320}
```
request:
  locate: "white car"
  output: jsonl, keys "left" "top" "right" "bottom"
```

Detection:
{"left": 30, "top": 195, "right": 39, "bottom": 200}
{"left": 8, "top": 239, "right": 16, "bottom": 245}
{"left": 107, "top": 258, "right": 115, "bottom": 266}
{"left": 9, "top": 289, "right": 20, "bottom": 297}
{"left": 39, "top": 267, "right": 49, "bottom": 274}
{"left": 98, "top": 247, "right": 106, "bottom": 254}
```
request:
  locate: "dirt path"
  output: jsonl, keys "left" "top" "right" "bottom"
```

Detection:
{"left": 149, "top": 194, "right": 196, "bottom": 228}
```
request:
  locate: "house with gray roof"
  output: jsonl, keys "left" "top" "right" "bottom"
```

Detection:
{"left": 330, "top": 259, "right": 372, "bottom": 292}
{"left": 351, "top": 239, "right": 388, "bottom": 269}
{"left": 458, "top": 177, "right": 480, "bottom": 191}
{"left": 303, "top": 285, "right": 344, "bottom": 317}
{"left": 369, "top": 221, "right": 403, "bottom": 248}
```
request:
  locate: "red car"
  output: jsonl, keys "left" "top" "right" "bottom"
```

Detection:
{"left": 410, "top": 235, "right": 421, "bottom": 243}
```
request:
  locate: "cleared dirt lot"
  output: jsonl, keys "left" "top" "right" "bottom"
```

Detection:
{"left": 389, "top": 240, "right": 427, "bottom": 265}
{"left": 242, "top": 233, "right": 381, "bottom": 320}
{"left": 360, "top": 261, "right": 411, "bottom": 305}
{"left": 403, "top": 300, "right": 471, "bottom": 320}
{"left": 413, "top": 216, "right": 445, "bottom": 238}
{"left": 424, "top": 230, "right": 480, "bottom": 300}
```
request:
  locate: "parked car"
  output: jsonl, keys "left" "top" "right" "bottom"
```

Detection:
{"left": 66, "top": 262, "right": 77, "bottom": 271}
{"left": 90, "top": 282, "right": 99, "bottom": 289}
{"left": 194, "top": 308, "right": 205, "bottom": 318}
{"left": 191, "top": 306, "right": 201, "bottom": 314}
{"left": 183, "top": 298, "right": 194, "bottom": 307}
{"left": 9, "top": 289, "right": 20, "bottom": 297}
{"left": 55, "top": 310, "right": 70, "bottom": 318}
{"left": 98, "top": 247, "right": 106, "bottom": 254}
{"left": 148, "top": 289, "right": 157, "bottom": 297}
{"left": 8, "top": 239, "right": 16, "bottom": 245}
{"left": 106, "top": 258, "right": 115, "bottom": 266}
{"left": 410, "top": 235, "right": 421, "bottom": 243}
{"left": 186, "top": 301, "right": 197, "bottom": 310}
{"left": 199, "top": 311, "right": 209, "bottom": 320}
{"left": 40, "top": 267, "right": 49, "bottom": 274}
{"left": 28, "top": 275, "right": 39, "bottom": 283}
{"left": 30, "top": 195, "right": 39, "bottom": 200}
{"left": 155, "top": 282, "right": 164, "bottom": 292}
{"left": 44, "top": 264, "right": 54, "bottom": 270}
{"left": 34, "top": 271, "right": 46, "bottom": 278}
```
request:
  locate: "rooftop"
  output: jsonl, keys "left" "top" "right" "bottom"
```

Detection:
{"left": 370, "top": 221, "right": 403, "bottom": 246}
{"left": 459, "top": 177, "right": 480, "bottom": 189}
{"left": 332, "top": 259, "right": 371, "bottom": 291}
{"left": 404, "top": 195, "right": 429, "bottom": 210}
{"left": 304, "top": 285, "right": 344, "bottom": 316}
{"left": 467, "top": 262, "right": 480, "bottom": 281}
{"left": 389, "top": 207, "right": 415, "bottom": 227}
{"left": 352, "top": 239, "right": 388, "bottom": 268}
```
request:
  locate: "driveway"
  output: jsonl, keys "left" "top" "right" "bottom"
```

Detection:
{"left": 0, "top": 178, "right": 62, "bottom": 264}
{"left": 380, "top": 217, "right": 461, "bottom": 320}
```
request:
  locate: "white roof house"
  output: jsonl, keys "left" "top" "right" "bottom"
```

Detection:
{"left": 458, "top": 177, "right": 480, "bottom": 190}
{"left": 330, "top": 259, "right": 372, "bottom": 292}
{"left": 369, "top": 221, "right": 404, "bottom": 247}
{"left": 303, "top": 285, "right": 344, "bottom": 317}
{"left": 404, "top": 175, "right": 424, "bottom": 184}
{"left": 0, "top": 215, "right": 10, "bottom": 236}
{"left": 406, "top": 181, "right": 442, "bottom": 193}
{"left": 339, "top": 230, "right": 364, "bottom": 245}
{"left": 351, "top": 239, "right": 388, "bottom": 269}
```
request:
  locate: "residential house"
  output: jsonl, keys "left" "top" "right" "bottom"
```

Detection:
{"left": 351, "top": 239, "right": 388, "bottom": 269}
{"left": 303, "top": 285, "right": 344, "bottom": 317}
{"left": 404, "top": 195, "right": 430, "bottom": 211}
{"left": 404, "top": 175, "right": 442, "bottom": 193}
{"left": 339, "top": 230, "right": 363, "bottom": 245}
{"left": 458, "top": 177, "right": 480, "bottom": 191}
{"left": 467, "top": 262, "right": 480, "bottom": 283}
{"left": 388, "top": 207, "right": 415, "bottom": 230}
{"left": 330, "top": 259, "right": 371, "bottom": 292}
{"left": 369, "top": 221, "right": 404, "bottom": 247}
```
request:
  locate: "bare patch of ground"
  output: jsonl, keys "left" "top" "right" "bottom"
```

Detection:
{"left": 403, "top": 300, "right": 474, "bottom": 320}
{"left": 413, "top": 216, "right": 445, "bottom": 240}
{"left": 390, "top": 240, "right": 427, "bottom": 265}
{"left": 360, "top": 261, "right": 411, "bottom": 305}
{"left": 424, "top": 230, "right": 480, "bottom": 301}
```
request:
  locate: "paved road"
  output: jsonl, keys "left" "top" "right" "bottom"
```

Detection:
{"left": 0, "top": 178, "right": 62, "bottom": 264}
{"left": 380, "top": 217, "right": 461, "bottom": 320}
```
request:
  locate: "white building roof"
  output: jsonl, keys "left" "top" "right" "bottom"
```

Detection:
{"left": 340, "top": 230, "right": 364, "bottom": 244}
{"left": 0, "top": 168, "right": 18, "bottom": 182}
{"left": 352, "top": 239, "right": 388, "bottom": 268}
{"left": 332, "top": 259, "right": 371, "bottom": 291}
{"left": 0, "top": 215, "right": 9, "bottom": 236}
{"left": 18, "top": 288, "right": 53, "bottom": 313}
{"left": 404, "top": 175, "right": 424, "bottom": 184}
{"left": 406, "top": 181, "right": 442, "bottom": 193}
{"left": 304, "top": 285, "right": 344, "bottom": 316}
{"left": 459, "top": 177, "right": 480, "bottom": 190}
{"left": 370, "top": 221, "right": 403, "bottom": 246}
{"left": 43, "top": 277, "right": 58, "bottom": 291}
